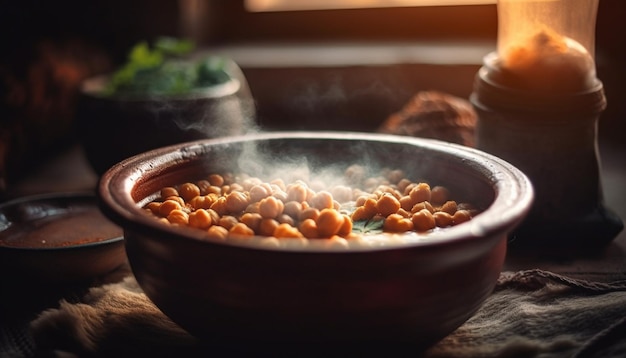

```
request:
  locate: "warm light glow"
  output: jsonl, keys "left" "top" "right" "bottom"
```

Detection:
{"left": 246, "top": 0, "right": 496, "bottom": 12}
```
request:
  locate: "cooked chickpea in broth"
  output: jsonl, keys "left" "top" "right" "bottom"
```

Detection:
{"left": 143, "top": 165, "right": 480, "bottom": 248}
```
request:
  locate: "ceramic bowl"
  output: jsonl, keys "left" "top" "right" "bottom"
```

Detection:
{"left": 75, "top": 58, "right": 256, "bottom": 176}
{"left": 0, "top": 192, "right": 125, "bottom": 285}
{"left": 97, "top": 131, "right": 533, "bottom": 353}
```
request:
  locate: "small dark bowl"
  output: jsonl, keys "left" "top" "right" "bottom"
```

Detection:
{"left": 0, "top": 192, "right": 125, "bottom": 285}
{"left": 97, "top": 131, "right": 533, "bottom": 351}
{"left": 76, "top": 59, "right": 256, "bottom": 176}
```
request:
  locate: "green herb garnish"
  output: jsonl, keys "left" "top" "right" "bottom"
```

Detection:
{"left": 351, "top": 219, "right": 385, "bottom": 235}
{"left": 102, "top": 37, "right": 230, "bottom": 97}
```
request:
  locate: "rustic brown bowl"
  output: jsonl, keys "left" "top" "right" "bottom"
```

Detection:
{"left": 97, "top": 131, "right": 533, "bottom": 353}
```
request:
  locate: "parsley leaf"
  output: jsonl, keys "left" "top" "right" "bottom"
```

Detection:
{"left": 352, "top": 219, "right": 385, "bottom": 235}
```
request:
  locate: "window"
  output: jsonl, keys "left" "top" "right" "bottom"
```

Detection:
{"left": 194, "top": 1, "right": 497, "bottom": 44}
{"left": 245, "top": 0, "right": 496, "bottom": 12}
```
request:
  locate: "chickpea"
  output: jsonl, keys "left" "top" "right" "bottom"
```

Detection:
{"left": 397, "top": 208, "right": 411, "bottom": 218}
{"left": 411, "top": 201, "right": 434, "bottom": 214}
{"left": 344, "top": 164, "right": 366, "bottom": 185}
{"left": 179, "top": 182, "right": 200, "bottom": 202}
{"left": 309, "top": 191, "right": 334, "bottom": 210}
{"left": 337, "top": 214, "right": 353, "bottom": 236}
{"left": 440, "top": 201, "right": 458, "bottom": 215}
{"left": 221, "top": 185, "right": 232, "bottom": 195}
{"left": 277, "top": 214, "right": 295, "bottom": 227}
{"left": 453, "top": 210, "right": 472, "bottom": 225}
{"left": 249, "top": 183, "right": 272, "bottom": 202}
{"left": 188, "top": 195, "right": 215, "bottom": 210}
{"left": 286, "top": 182, "right": 308, "bottom": 203}
{"left": 316, "top": 208, "right": 344, "bottom": 238}
{"left": 409, "top": 183, "right": 431, "bottom": 203}
{"left": 205, "top": 185, "right": 222, "bottom": 195}
{"left": 376, "top": 193, "right": 401, "bottom": 217}
{"left": 403, "top": 182, "right": 417, "bottom": 196}
{"left": 242, "top": 177, "right": 263, "bottom": 191}
{"left": 167, "top": 209, "right": 189, "bottom": 225}
{"left": 229, "top": 183, "right": 245, "bottom": 193}
{"left": 283, "top": 201, "right": 303, "bottom": 221}
{"left": 272, "top": 189, "right": 288, "bottom": 203}
{"left": 384, "top": 213, "right": 414, "bottom": 233}
{"left": 430, "top": 186, "right": 450, "bottom": 206}
{"left": 218, "top": 215, "right": 239, "bottom": 230}
{"left": 206, "top": 209, "right": 220, "bottom": 226}
{"left": 386, "top": 169, "right": 405, "bottom": 185}
{"left": 196, "top": 180, "right": 212, "bottom": 195}
{"left": 299, "top": 218, "right": 319, "bottom": 238}
{"left": 245, "top": 201, "right": 261, "bottom": 214}
{"left": 145, "top": 201, "right": 160, "bottom": 215}
{"left": 208, "top": 174, "right": 225, "bottom": 187}
{"left": 225, "top": 191, "right": 250, "bottom": 213}
{"left": 164, "top": 195, "right": 185, "bottom": 207}
{"left": 240, "top": 212, "right": 263, "bottom": 232}
{"left": 307, "top": 180, "right": 325, "bottom": 193}
{"left": 399, "top": 195, "right": 415, "bottom": 212}
{"left": 355, "top": 195, "right": 369, "bottom": 207}
{"left": 305, "top": 187, "right": 317, "bottom": 202}
{"left": 258, "top": 218, "right": 279, "bottom": 237}
{"left": 412, "top": 209, "right": 436, "bottom": 232}
{"left": 396, "top": 178, "right": 412, "bottom": 194}
{"left": 210, "top": 196, "right": 228, "bottom": 216}
{"left": 364, "top": 177, "right": 381, "bottom": 190}
{"left": 207, "top": 225, "right": 228, "bottom": 240}
{"left": 434, "top": 211, "right": 454, "bottom": 228}
{"left": 351, "top": 206, "right": 371, "bottom": 222}
{"left": 259, "top": 196, "right": 284, "bottom": 219}
{"left": 273, "top": 223, "right": 304, "bottom": 238}
{"left": 229, "top": 223, "right": 255, "bottom": 237}
{"left": 188, "top": 209, "right": 213, "bottom": 229}
{"left": 299, "top": 207, "right": 320, "bottom": 222}
{"left": 362, "top": 198, "right": 378, "bottom": 217}
{"left": 270, "top": 178, "right": 286, "bottom": 192}
{"left": 159, "top": 199, "right": 182, "bottom": 217}
{"left": 330, "top": 185, "right": 352, "bottom": 204}
{"left": 222, "top": 173, "right": 234, "bottom": 185}
{"left": 160, "top": 186, "right": 178, "bottom": 199}
{"left": 378, "top": 184, "right": 402, "bottom": 199}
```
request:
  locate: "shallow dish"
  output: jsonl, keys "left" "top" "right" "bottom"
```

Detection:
{"left": 98, "top": 131, "right": 533, "bottom": 351}
{"left": 0, "top": 192, "right": 125, "bottom": 285}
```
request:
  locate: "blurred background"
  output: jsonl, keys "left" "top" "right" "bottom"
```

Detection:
{"left": 1, "top": 0, "right": 624, "bottom": 192}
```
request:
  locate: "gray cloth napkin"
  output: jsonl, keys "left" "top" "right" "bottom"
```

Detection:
{"left": 29, "top": 269, "right": 626, "bottom": 358}
{"left": 425, "top": 270, "right": 626, "bottom": 358}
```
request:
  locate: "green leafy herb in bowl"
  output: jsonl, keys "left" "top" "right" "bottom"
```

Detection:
{"left": 102, "top": 37, "right": 231, "bottom": 97}
{"left": 76, "top": 37, "right": 255, "bottom": 175}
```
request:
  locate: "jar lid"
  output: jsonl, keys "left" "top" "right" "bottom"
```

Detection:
{"left": 472, "top": 52, "right": 606, "bottom": 115}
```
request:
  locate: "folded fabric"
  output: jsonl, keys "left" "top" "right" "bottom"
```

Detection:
{"left": 30, "top": 269, "right": 626, "bottom": 358}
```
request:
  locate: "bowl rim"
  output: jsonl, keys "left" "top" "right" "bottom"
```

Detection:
{"left": 98, "top": 131, "right": 534, "bottom": 252}
{"left": 80, "top": 73, "right": 242, "bottom": 102}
